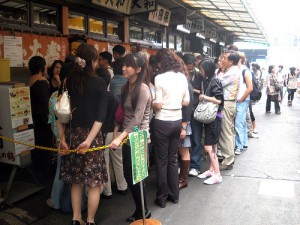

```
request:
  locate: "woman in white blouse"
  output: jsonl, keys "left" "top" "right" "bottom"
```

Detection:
{"left": 153, "top": 49, "right": 190, "bottom": 208}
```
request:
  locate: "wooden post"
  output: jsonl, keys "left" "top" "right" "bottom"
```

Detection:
{"left": 61, "top": 6, "right": 69, "bottom": 36}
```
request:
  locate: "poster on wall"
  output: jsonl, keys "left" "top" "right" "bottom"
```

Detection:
{"left": 14, "top": 129, "right": 34, "bottom": 155}
{"left": 9, "top": 87, "right": 33, "bottom": 129}
{"left": 92, "top": 0, "right": 132, "bottom": 14}
{"left": 148, "top": 4, "right": 171, "bottom": 26}
{"left": 130, "top": 0, "right": 156, "bottom": 14}
{"left": 3, "top": 36, "right": 23, "bottom": 67}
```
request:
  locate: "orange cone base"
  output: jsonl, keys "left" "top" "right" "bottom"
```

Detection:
{"left": 130, "top": 219, "right": 162, "bottom": 225}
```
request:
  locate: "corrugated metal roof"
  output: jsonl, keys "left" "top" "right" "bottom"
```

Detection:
{"left": 181, "top": 0, "right": 268, "bottom": 43}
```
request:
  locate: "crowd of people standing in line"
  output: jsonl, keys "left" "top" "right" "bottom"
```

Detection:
{"left": 27, "top": 43, "right": 297, "bottom": 225}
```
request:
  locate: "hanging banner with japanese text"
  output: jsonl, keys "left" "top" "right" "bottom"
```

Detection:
{"left": 129, "top": 130, "right": 148, "bottom": 185}
{"left": 148, "top": 4, "right": 171, "bottom": 26}
{"left": 130, "top": 0, "right": 156, "bottom": 14}
{"left": 170, "top": 8, "right": 186, "bottom": 25}
{"left": 92, "top": 0, "right": 132, "bottom": 15}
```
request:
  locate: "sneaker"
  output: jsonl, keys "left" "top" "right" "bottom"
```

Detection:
{"left": 204, "top": 175, "right": 222, "bottom": 185}
{"left": 198, "top": 170, "right": 214, "bottom": 179}
{"left": 248, "top": 133, "right": 259, "bottom": 139}
{"left": 188, "top": 168, "right": 199, "bottom": 177}
{"left": 253, "top": 128, "right": 259, "bottom": 134}
{"left": 235, "top": 149, "right": 243, "bottom": 155}
{"left": 217, "top": 149, "right": 223, "bottom": 157}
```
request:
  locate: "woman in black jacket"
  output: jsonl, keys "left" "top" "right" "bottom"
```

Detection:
{"left": 197, "top": 60, "right": 224, "bottom": 185}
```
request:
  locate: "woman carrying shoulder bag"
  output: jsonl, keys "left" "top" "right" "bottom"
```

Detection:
{"left": 197, "top": 60, "right": 224, "bottom": 185}
{"left": 57, "top": 43, "right": 108, "bottom": 225}
{"left": 110, "top": 53, "right": 152, "bottom": 223}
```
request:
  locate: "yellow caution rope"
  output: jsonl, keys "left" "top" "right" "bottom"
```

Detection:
{"left": 0, "top": 135, "right": 128, "bottom": 154}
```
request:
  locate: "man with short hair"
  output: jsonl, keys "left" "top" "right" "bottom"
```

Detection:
{"left": 218, "top": 50, "right": 240, "bottom": 170}
{"left": 112, "top": 45, "right": 126, "bottom": 61}
{"left": 182, "top": 53, "right": 203, "bottom": 177}
{"left": 234, "top": 52, "right": 253, "bottom": 155}
{"left": 99, "top": 51, "right": 114, "bottom": 79}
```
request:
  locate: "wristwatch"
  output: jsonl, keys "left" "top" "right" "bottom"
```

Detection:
{"left": 181, "top": 125, "right": 187, "bottom": 130}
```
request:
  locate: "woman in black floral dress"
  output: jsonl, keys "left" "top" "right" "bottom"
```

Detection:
{"left": 57, "top": 43, "right": 108, "bottom": 225}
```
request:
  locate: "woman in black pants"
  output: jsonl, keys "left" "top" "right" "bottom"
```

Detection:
{"left": 152, "top": 49, "right": 190, "bottom": 208}
{"left": 110, "top": 53, "right": 152, "bottom": 222}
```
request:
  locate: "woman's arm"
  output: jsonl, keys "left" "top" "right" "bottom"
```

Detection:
{"left": 199, "top": 94, "right": 221, "bottom": 105}
{"left": 238, "top": 70, "right": 253, "bottom": 102}
{"left": 77, "top": 121, "right": 102, "bottom": 154}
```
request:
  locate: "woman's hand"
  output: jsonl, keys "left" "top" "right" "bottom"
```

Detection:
{"left": 110, "top": 137, "right": 122, "bottom": 150}
{"left": 180, "top": 129, "right": 186, "bottom": 140}
{"left": 77, "top": 141, "right": 91, "bottom": 154}
{"left": 199, "top": 94, "right": 206, "bottom": 101}
{"left": 59, "top": 140, "right": 69, "bottom": 156}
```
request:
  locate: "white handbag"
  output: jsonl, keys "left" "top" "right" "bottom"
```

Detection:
{"left": 193, "top": 100, "right": 218, "bottom": 124}
{"left": 193, "top": 77, "right": 219, "bottom": 124}
{"left": 54, "top": 83, "right": 71, "bottom": 124}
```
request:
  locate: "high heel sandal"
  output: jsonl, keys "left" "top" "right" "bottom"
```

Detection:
{"left": 71, "top": 220, "right": 85, "bottom": 225}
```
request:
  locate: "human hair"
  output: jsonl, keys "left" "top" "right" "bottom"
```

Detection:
{"left": 182, "top": 53, "right": 196, "bottom": 66}
{"left": 290, "top": 67, "right": 296, "bottom": 75}
{"left": 121, "top": 53, "right": 147, "bottom": 111}
{"left": 225, "top": 50, "right": 240, "bottom": 65}
{"left": 28, "top": 56, "right": 46, "bottom": 75}
{"left": 99, "top": 51, "right": 113, "bottom": 64}
{"left": 268, "top": 65, "right": 275, "bottom": 74}
{"left": 279, "top": 65, "right": 283, "bottom": 69}
{"left": 156, "top": 48, "right": 182, "bottom": 74}
{"left": 65, "top": 55, "right": 75, "bottom": 63}
{"left": 176, "top": 51, "right": 184, "bottom": 59}
{"left": 113, "top": 58, "right": 124, "bottom": 75}
{"left": 69, "top": 43, "right": 98, "bottom": 94}
{"left": 48, "top": 60, "right": 63, "bottom": 79}
{"left": 238, "top": 52, "right": 246, "bottom": 64}
{"left": 96, "top": 67, "right": 111, "bottom": 86}
{"left": 196, "top": 54, "right": 203, "bottom": 61}
{"left": 200, "top": 60, "right": 216, "bottom": 79}
{"left": 113, "top": 45, "right": 126, "bottom": 55}
{"left": 227, "top": 44, "right": 239, "bottom": 51}
{"left": 244, "top": 60, "right": 250, "bottom": 69}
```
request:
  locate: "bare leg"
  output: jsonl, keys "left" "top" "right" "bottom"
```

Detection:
{"left": 205, "top": 144, "right": 220, "bottom": 176}
{"left": 179, "top": 147, "right": 190, "bottom": 160}
{"left": 72, "top": 184, "right": 84, "bottom": 222}
{"left": 87, "top": 186, "right": 101, "bottom": 223}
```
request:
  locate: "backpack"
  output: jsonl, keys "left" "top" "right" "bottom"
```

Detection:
{"left": 242, "top": 69, "right": 262, "bottom": 101}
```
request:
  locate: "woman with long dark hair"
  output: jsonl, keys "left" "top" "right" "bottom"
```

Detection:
{"left": 57, "top": 43, "right": 108, "bottom": 225}
{"left": 48, "top": 60, "right": 63, "bottom": 94}
{"left": 197, "top": 60, "right": 224, "bottom": 184}
{"left": 110, "top": 53, "right": 152, "bottom": 222}
{"left": 152, "top": 49, "right": 190, "bottom": 208}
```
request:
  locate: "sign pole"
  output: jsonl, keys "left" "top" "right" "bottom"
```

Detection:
{"left": 140, "top": 181, "right": 146, "bottom": 225}
{"left": 130, "top": 127, "right": 162, "bottom": 225}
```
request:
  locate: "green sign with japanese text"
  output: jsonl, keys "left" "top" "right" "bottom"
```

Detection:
{"left": 129, "top": 130, "right": 148, "bottom": 185}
